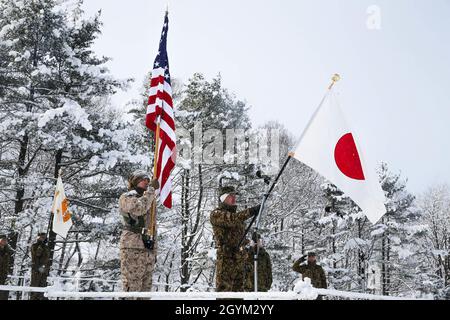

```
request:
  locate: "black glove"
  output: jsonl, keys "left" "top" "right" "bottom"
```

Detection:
{"left": 142, "top": 234, "right": 155, "bottom": 251}
{"left": 249, "top": 205, "right": 261, "bottom": 216}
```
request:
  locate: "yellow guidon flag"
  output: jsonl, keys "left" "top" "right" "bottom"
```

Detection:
{"left": 51, "top": 175, "right": 73, "bottom": 238}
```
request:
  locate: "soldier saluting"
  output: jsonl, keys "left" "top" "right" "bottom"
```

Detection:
{"left": 293, "top": 252, "right": 327, "bottom": 290}
{"left": 210, "top": 185, "right": 260, "bottom": 292}
{"left": 119, "top": 170, "right": 159, "bottom": 293}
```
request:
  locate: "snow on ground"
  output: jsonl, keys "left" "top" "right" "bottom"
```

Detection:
{"left": 0, "top": 277, "right": 424, "bottom": 300}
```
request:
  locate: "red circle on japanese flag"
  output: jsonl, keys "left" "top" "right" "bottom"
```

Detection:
{"left": 334, "top": 133, "right": 365, "bottom": 180}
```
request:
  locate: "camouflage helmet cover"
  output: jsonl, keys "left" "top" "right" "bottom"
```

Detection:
{"left": 219, "top": 185, "right": 238, "bottom": 197}
{"left": 128, "top": 170, "right": 151, "bottom": 190}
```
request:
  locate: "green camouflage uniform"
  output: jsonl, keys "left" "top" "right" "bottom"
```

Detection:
{"left": 292, "top": 256, "right": 327, "bottom": 289}
{"left": 243, "top": 246, "right": 273, "bottom": 292}
{"left": 119, "top": 188, "right": 157, "bottom": 293}
{"left": 210, "top": 203, "right": 257, "bottom": 292}
{"left": 30, "top": 240, "right": 50, "bottom": 300}
{"left": 0, "top": 244, "right": 13, "bottom": 300}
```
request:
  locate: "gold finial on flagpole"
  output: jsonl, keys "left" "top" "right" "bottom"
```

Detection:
{"left": 328, "top": 73, "right": 341, "bottom": 90}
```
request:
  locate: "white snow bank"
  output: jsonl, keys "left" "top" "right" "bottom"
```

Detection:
{"left": 1, "top": 284, "right": 423, "bottom": 300}
{"left": 293, "top": 277, "right": 318, "bottom": 300}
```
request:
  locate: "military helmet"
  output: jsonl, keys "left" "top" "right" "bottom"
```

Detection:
{"left": 307, "top": 251, "right": 317, "bottom": 257}
{"left": 219, "top": 185, "right": 238, "bottom": 197}
{"left": 0, "top": 234, "right": 7, "bottom": 240}
{"left": 37, "top": 232, "right": 47, "bottom": 237}
{"left": 128, "top": 170, "right": 151, "bottom": 190}
{"left": 219, "top": 185, "right": 239, "bottom": 203}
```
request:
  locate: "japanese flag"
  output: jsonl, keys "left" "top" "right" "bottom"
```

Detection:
{"left": 291, "top": 89, "right": 386, "bottom": 224}
{"left": 51, "top": 176, "right": 73, "bottom": 238}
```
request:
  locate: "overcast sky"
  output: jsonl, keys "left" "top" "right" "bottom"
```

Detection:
{"left": 81, "top": 0, "right": 450, "bottom": 195}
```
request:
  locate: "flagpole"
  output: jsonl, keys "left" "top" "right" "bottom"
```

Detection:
{"left": 241, "top": 152, "right": 293, "bottom": 292}
{"left": 147, "top": 9, "right": 171, "bottom": 248}
{"left": 239, "top": 73, "right": 341, "bottom": 248}
{"left": 328, "top": 73, "right": 341, "bottom": 90}
{"left": 290, "top": 74, "right": 341, "bottom": 157}
{"left": 152, "top": 118, "right": 162, "bottom": 176}
{"left": 149, "top": 116, "right": 161, "bottom": 245}
{"left": 47, "top": 168, "right": 62, "bottom": 239}
{"left": 239, "top": 74, "right": 341, "bottom": 293}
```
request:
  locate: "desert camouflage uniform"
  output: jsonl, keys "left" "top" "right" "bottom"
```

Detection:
{"left": 119, "top": 188, "right": 157, "bottom": 293}
{"left": 243, "top": 246, "right": 273, "bottom": 292}
{"left": 210, "top": 203, "right": 257, "bottom": 292}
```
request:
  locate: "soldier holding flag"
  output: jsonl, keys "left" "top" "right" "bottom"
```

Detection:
{"left": 119, "top": 171, "right": 159, "bottom": 293}
{"left": 118, "top": 8, "right": 176, "bottom": 294}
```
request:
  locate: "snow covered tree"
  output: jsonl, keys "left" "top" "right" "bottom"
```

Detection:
{"left": 257, "top": 122, "right": 324, "bottom": 291}
{"left": 0, "top": 1, "right": 445, "bottom": 300}
{"left": 0, "top": 0, "right": 133, "bottom": 289}
{"left": 331, "top": 163, "right": 422, "bottom": 296}
{"left": 174, "top": 73, "right": 254, "bottom": 291}
{"left": 368, "top": 163, "right": 418, "bottom": 296}
{"left": 314, "top": 183, "right": 352, "bottom": 291}
{"left": 123, "top": 72, "right": 255, "bottom": 292}
{"left": 415, "top": 184, "right": 450, "bottom": 298}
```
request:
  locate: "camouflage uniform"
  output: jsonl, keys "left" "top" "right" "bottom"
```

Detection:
{"left": 119, "top": 186, "right": 157, "bottom": 293}
{"left": 210, "top": 201, "right": 259, "bottom": 292}
{"left": 30, "top": 238, "right": 50, "bottom": 300}
{"left": 0, "top": 239, "right": 13, "bottom": 300}
{"left": 292, "top": 255, "right": 327, "bottom": 289}
{"left": 243, "top": 246, "right": 273, "bottom": 292}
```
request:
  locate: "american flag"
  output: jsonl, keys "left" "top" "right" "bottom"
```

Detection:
{"left": 146, "top": 11, "right": 176, "bottom": 209}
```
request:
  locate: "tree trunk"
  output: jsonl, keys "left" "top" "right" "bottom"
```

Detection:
{"left": 180, "top": 169, "right": 190, "bottom": 292}
{"left": 381, "top": 216, "right": 390, "bottom": 296}
{"left": 381, "top": 217, "right": 387, "bottom": 295}
{"left": 357, "top": 219, "right": 366, "bottom": 292}
{"left": 8, "top": 134, "right": 30, "bottom": 277}
{"left": 57, "top": 241, "right": 67, "bottom": 276}
{"left": 8, "top": 29, "right": 40, "bottom": 281}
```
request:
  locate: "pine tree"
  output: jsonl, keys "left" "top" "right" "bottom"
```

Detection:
{"left": 416, "top": 184, "right": 450, "bottom": 298}
{"left": 175, "top": 73, "right": 253, "bottom": 291}
{"left": 0, "top": 0, "right": 132, "bottom": 289}
{"left": 370, "top": 163, "right": 417, "bottom": 296}
{"left": 296, "top": 182, "right": 354, "bottom": 291}
{"left": 258, "top": 122, "right": 324, "bottom": 291}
